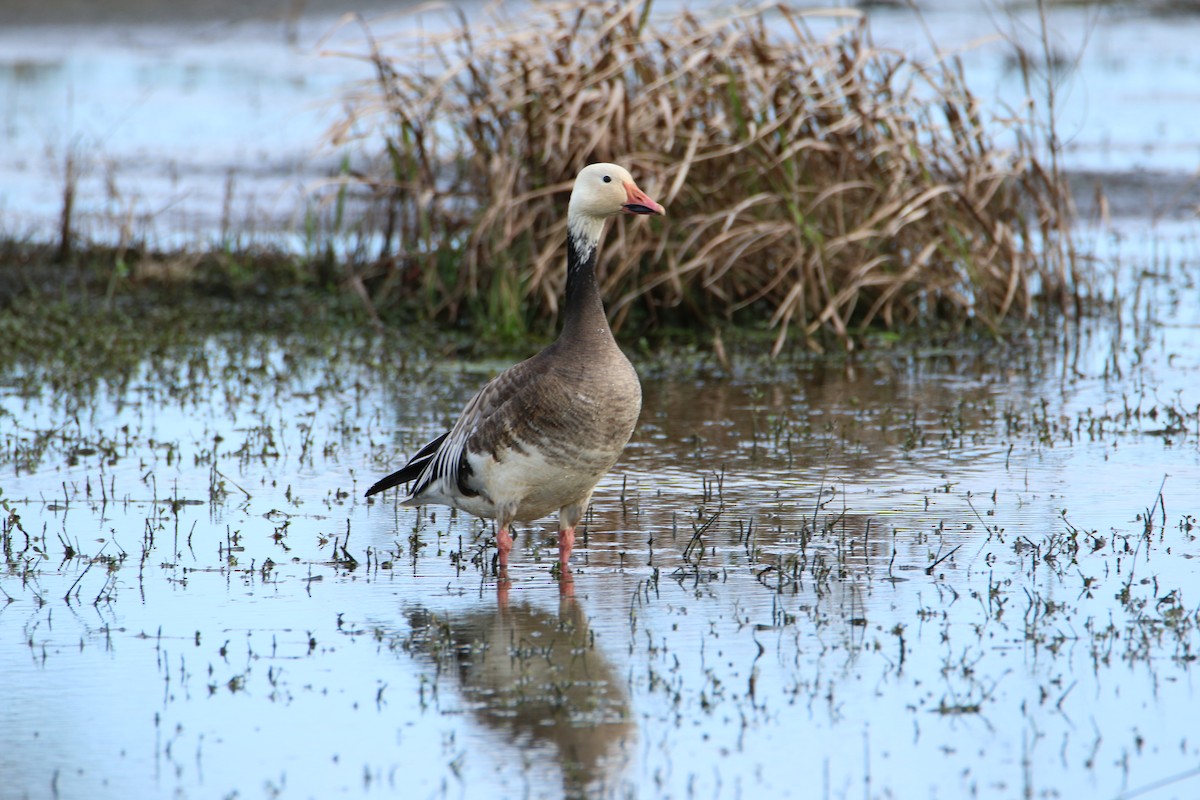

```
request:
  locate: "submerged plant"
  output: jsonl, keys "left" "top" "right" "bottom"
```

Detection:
{"left": 327, "top": 0, "right": 1081, "bottom": 349}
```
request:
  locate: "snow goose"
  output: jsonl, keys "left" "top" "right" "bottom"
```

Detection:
{"left": 365, "top": 163, "right": 664, "bottom": 569}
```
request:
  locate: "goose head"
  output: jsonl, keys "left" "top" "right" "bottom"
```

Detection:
{"left": 568, "top": 163, "right": 665, "bottom": 220}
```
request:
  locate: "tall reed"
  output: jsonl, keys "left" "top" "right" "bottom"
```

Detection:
{"left": 326, "top": 0, "right": 1081, "bottom": 350}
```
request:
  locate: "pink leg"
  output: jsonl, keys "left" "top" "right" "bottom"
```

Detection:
{"left": 558, "top": 563, "right": 575, "bottom": 598}
{"left": 496, "top": 526, "right": 513, "bottom": 570}
{"left": 558, "top": 526, "right": 576, "bottom": 568}
{"left": 556, "top": 500, "right": 587, "bottom": 569}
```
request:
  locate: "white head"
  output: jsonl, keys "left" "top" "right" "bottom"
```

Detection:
{"left": 566, "top": 163, "right": 664, "bottom": 254}
{"left": 568, "top": 163, "right": 664, "bottom": 220}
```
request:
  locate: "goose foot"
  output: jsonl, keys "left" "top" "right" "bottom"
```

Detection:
{"left": 496, "top": 570, "right": 511, "bottom": 607}
{"left": 557, "top": 563, "right": 575, "bottom": 598}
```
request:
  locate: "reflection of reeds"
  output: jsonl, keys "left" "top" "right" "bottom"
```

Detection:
{"left": 327, "top": 0, "right": 1080, "bottom": 350}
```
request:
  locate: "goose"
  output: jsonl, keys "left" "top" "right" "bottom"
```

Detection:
{"left": 365, "top": 163, "right": 664, "bottom": 569}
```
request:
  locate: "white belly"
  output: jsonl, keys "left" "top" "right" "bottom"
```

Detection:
{"left": 468, "top": 444, "right": 619, "bottom": 522}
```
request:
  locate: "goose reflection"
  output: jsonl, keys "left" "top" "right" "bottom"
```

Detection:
{"left": 403, "top": 571, "right": 633, "bottom": 797}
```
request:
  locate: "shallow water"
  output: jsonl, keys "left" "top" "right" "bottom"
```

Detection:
{"left": 3, "top": 260, "right": 1200, "bottom": 799}
{"left": 1, "top": 0, "right": 1199, "bottom": 244}
{"left": 3, "top": 2, "right": 1200, "bottom": 798}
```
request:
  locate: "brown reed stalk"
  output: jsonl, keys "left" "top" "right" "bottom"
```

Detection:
{"left": 325, "top": 0, "right": 1081, "bottom": 350}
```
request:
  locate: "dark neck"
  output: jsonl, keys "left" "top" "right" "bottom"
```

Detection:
{"left": 561, "top": 226, "right": 613, "bottom": 343}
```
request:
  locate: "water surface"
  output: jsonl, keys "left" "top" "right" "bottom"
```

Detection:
{"left": 3, "top": 2, "right": 1200, "bottom": 798}
{"left": 3, "top": 263, "right": 1199, "bottom": 798}
{"left": 2, "top": 0, "right": 1199, "bottom": 244}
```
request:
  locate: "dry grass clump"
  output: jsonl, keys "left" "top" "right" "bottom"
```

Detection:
{"left": 325, "top": 0, "right": 1079, "bottom": 350}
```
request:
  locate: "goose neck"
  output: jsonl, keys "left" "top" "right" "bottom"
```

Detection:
{"left": 562, "top": 214, "right": 612, "bottom": 341}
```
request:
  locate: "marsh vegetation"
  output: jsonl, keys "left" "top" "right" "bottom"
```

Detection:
{"left": 3, "top": 1, "right": 1200, "bottom": 799}
{"left": 328, "top": 0, "right": 1079, "bottom": 349}
{"left": 4, "top": 0, "right": 1086, "bottom": 349}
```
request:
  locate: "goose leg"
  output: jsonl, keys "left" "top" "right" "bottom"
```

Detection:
{"left": 557, "top": 497, "right": 590, "bottom": 567}
{"left": 496, "top": 526, "right": 514, "bottom": 569}
{"left": 494, "top": 503, "right": 519, "bottom": 570}
{"left": 558, "top": 564, "right": 575, "bottom": 598}
{"left": 558, "top": 526, "right": 575, "bottom": 566}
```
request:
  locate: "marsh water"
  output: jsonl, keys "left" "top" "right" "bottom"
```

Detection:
{"left": 3, "top": 256, "right": 1200, "bottom": 799}
{"left": 4, "top": 1, "right": 1200, "bottom": 799}
{"left": 3, "top": 0, "right": 1200, "bottom": 243}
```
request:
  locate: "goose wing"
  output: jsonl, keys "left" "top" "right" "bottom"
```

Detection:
{"left": 363, "top": 431, "right": 448, "bottom": 497}
{"left": 363, "top": 355, "right": 548, "bottom": 500}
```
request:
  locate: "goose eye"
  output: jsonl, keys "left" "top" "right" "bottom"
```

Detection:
{"left": 602, "top": 175, "right": 612, "bottom": 183}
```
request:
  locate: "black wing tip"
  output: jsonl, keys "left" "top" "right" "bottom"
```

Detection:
{"left": 364, "top": 472, "right": 405, "bottom": 498}
{"left": 364, "top": 462, "right": 428, "bottom": 498}
{"left": 365, "top": 477, "right": 407, "bottom": 498}
{"left": 365, "top": 431, "right": 449, "bottom": 499}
